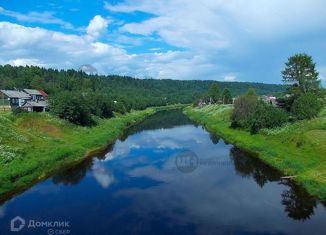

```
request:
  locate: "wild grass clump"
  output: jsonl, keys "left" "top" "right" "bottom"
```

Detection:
{"left": 260, "top": 123, "right": 293, "bottom": 136}
{"left": 0, "top": 145, "right": 22, "bottom": 164}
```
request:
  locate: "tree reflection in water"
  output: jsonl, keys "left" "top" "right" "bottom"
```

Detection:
{"left": 229, "top": 146, "right": 317, "bottom": 220}
{"left": 52, "top": 157, "right": 93, "bottom": 185}
{"left": 280, "top": 180, "right": 317, "bottom": 221}
{"left": 120, "top": 109, "right": 193, "bottom": 141}
{"left": 52, "top": 144, "right": 114, "bottom": 185}
{"left": 209, "top": 132, "right": 220, "bottom": 145}
{"left": 230, "top": 147, "right": 281, "bottom": 187}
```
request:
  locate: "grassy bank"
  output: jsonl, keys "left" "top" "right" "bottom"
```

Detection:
{"left": 0, "top": 108, "right": 156, "bottom": 198}
{"left": 184, "top": 105, "right": 326, "bottom": 200}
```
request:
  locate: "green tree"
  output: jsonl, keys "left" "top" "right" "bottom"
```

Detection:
{"left": 250, "top": 101, "right": 288, "bottom": 134}
{"left": 208, "top": 83, "right": 220, "bottom": 103}
{"left": 30, "top": 75, "right": 45, "bottom": 90}
{"left": 291, "top": 93, "right": 323, "bottom": 120}
{"left": 222, "top": 88, "right": 232, "bottom": 104}
{"left": 246, "top": 88, "right": 257, "bottom": 96}
{"left": 282, "top": 54, "right": 321, "bottom": 95}
{"left": 49, "top": 92, "right": 93, "bottom": 126}
{"left": 231, "top": 93, "right": 258, "bottom": 128}
{"left": 113, "top": 101, "right": 127, "bottom": 114}
{"left": 86, "top": 93, "right": 114, "bottom": 118}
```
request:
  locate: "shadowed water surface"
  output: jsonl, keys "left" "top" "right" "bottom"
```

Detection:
{"left": 0, "top": 110, "right": 325, "bottom": 235}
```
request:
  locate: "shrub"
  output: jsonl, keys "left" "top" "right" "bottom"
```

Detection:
{"left": 250, "top": 101, "right": 288, "bottom": 134}
{"left": 113, "top": 101, "right": 127, "bottom": 114}
{"left": 86, "top": 93, "right": 114, "bottom": 118}
{"left": 12, "top": 107, "right": 27, "bottom": 115}
{"left": 291, "top": 93, "right": 322, "bottom": 120}
{"left": 49, "top": 92, "right": 94, "bottom": 126}
{"left": 231, "top": 94, "right": 258, "bottom": 128}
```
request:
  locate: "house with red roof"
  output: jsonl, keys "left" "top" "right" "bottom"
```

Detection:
{"left": 1, "top": 89, "right": 49, "bottom": 112}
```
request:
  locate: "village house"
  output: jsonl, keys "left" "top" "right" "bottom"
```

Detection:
{"left": 23, "top": 89, "right": 45, "bottom": 101}
{"left": 0, "top": 89, "right": 48, "bottom": 112}
{"left": 262, "top": 95, "right": 277, "bottom": 106}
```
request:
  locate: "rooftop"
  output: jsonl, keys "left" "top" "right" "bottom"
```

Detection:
{"left": 22, "top": 100, "right": 48, "bottom": 107}
{"left": 0, "top": 90, "right": 31, "bottom": 99}
{"left": 24, "top": 89, "right": 42, "bottom": 95}
{"left": 38, "top": 90, "right": 48, "bottom": 97}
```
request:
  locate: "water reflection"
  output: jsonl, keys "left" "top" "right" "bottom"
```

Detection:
{"left": 93, "top": 163, "right": 115, "bottom": 189}
{"left": 52, "top": 145, "right": 114, "bottom": 186}
{"left": 1, "top": 110, "right": 326, "bottom": 235}
{"left": 230, "top": 147, "right": 282, "bottom": 187}
{"left": 52, "top": 157, "right": 94, "bottom": 185}
{"left": 209, "top": 132, "right": 220, "bottom": 145}
{"left": 120, "top": 109, "right": 193, "bottom": 141}
{"left": 280, "top": 180, "right": 317, "bottom": 221}
{"left": 230, "top": 146, "right": 319, "bottom": 220}
{"left": 0, "top": 202, "right": 7, "bottom": 218}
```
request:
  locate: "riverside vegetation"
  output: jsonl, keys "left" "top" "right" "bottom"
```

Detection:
{"left": 1, "top": 53, "right": 325, "bottom": 200}
{"left": 0, "top": 108, "right": 155, "bottom": 198}
{"left": 0, "top": 64, "right": 286, "bottom": 196}
{"left": 184, "top": 105, "right": 326, "bottom": 199}
{"left": 184, "top": 54, "right": 326, "bottom": 200}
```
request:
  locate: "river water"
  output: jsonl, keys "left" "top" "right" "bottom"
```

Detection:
{"left": 0, "top": 110, "right": 325, "bottom": 235}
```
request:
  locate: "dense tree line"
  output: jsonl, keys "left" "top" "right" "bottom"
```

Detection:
{"left": 0, "top": 65, "right": 286, "bottom": 102}
{"left": 195, "top": 83, "right": 235, "bottom": 105}
{"left": 0, "top": 64, "right": 285, "bottom": 125}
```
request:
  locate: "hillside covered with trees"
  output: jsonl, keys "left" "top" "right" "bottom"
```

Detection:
{"left": 0, "top": 65, "right": 285, "bottom": 104}
{"left": 0, "top": 65, "right": 285, "bottom": 125}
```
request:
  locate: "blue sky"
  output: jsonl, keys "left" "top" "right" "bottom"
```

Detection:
{"left": 0, "top": 0, "right": 326, "bottom": 85}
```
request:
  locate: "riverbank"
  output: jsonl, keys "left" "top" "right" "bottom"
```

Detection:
{"left": 184, "top": 105, "right": 326, "bottom": 200}
{"left": 0, "top": 108, "right": 156, "bottom": 198}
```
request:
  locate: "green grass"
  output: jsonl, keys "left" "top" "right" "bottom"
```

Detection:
{"left": 184, "top": 105, "right": 326, "bottom": 200}
{"left": 0, "top": 108, "right": 156, "bottom": 197}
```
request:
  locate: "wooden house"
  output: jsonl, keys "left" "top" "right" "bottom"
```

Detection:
{"left": 0, "top": 90, "right": 31, "bottom": 108}
{"left": 23, "top": 89, "right": 44, "bottom": 101}
{"left": 0, "top": 89, "right": 48, "bottom": 112}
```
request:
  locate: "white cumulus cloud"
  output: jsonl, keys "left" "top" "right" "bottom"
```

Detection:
{"left": 0, "top": 21, "right": 219, "bottom": 80}
{"left": 224, "top": 75, "right": 237, "bottom": 82}
{"left": 86, "top": 15, "right": 109, "bottom": 39}
{"left": 1, "top": 0, "right": 326, "bottom": 82}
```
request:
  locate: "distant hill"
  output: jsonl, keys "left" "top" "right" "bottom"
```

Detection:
{"left": 0, "top": 64, "right": 286, "bottom": 109}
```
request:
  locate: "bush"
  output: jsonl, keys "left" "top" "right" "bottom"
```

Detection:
{"left": 12, "top": 107, "right": 27, "bottom": 115}
{"left": 113, "top": 101, "right": 127, "bottom": 114}
{"left": 49, "top": 92, "right": 94, "bottom": 126}
{"left": 87, "top": 93, "right": 114, "bottom": 118}
{"left": 231, "top": 94, "right": 258, "bottom": 128}
{"left": 291, "top": 93, "right": 322, "bottom": 120}
{"left": 250, "top": 101, "right": 288, "bottom": 134}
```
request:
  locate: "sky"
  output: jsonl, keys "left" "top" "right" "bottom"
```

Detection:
{"left": 0, "top": 0, "right": 326, "bottom": 85}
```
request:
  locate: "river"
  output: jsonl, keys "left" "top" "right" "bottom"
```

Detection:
{"left": 0, "top": 109, "right": 325, "bottom": 235}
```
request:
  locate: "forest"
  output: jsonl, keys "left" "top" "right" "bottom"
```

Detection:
{"left": 0, "top": 64, "right": 285, "bottom": 125}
